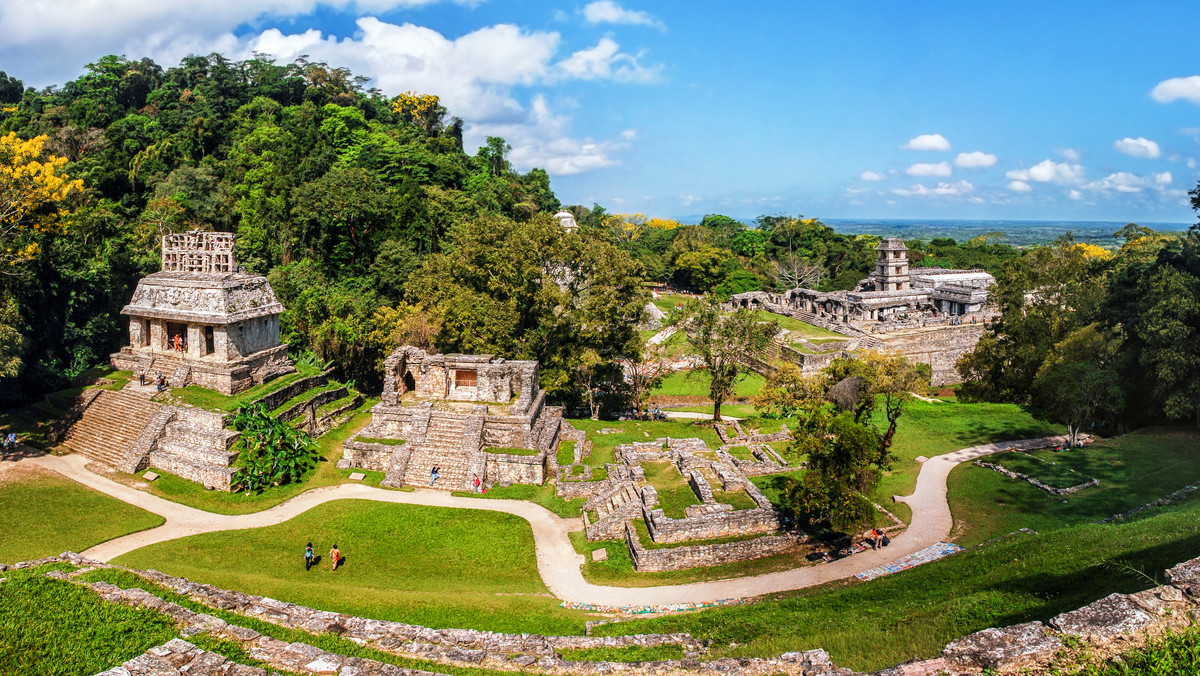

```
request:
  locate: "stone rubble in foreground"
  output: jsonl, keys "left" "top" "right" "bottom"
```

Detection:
{"left": 5, "top": 550, "right": 1200, "bottom": 675}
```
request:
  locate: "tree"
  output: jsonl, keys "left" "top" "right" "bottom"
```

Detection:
{"left": 772, "top": 253, "right": 823, "bottom": 290}
{"left": 0, "top": 132, "right": 84, "bottom": 270}
{"left": 681, "top": 299, "right": 777, "bottom": 421}
{"left": 624, "top": 339, "right": 672, "bottom": 419}
{"left": 1032, "top": 361, "right": 1123, "bottom": 444}
{"left": 753, "top": 362, "right": 826, "bottom": 419}
{"left": 785, "top": 413, "right": 884, "bottom": 532}
{"left": 408, "top": 213, "right": 647, "bottom": 401}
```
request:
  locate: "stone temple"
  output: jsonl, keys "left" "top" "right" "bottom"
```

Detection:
{"left": 110, "top": 230, "right": 294, "bottom": 394}
{"left": 340, "top": 346, "right": 564, "bottom": 491}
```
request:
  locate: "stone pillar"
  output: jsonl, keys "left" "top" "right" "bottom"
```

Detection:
{"left": 149, "top": 320, "right": 166, "bottom": 353}
{"left": 187, "top": 324, "right": 203, "bottom": 360}
{"left": 129, "top": 319, "right": 145, "bottom": 349}
{"left": 213, "top": 327, "right": 230, "bottom": 361}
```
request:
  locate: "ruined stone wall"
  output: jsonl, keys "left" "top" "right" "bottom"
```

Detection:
{"left": 626, "top": 523, "right": 805, "bottom": 572}
{"left": 479, "top": 416, "right": 536, "bottom": 449}
{"left": 644, "top": 505, "right": 780, "bottom": 544}
{"left": 252, "top": 373, "right": 330, "bottom": 411}
{"left": 367, "top": 403, "right": 419, "bottom": 439}
{"left": 484, "top": 451, "right": 546, "bottom": 485}
{"left": 341, "top": 440, "right": 400, "bottom": 472}
{"left": 874, "top": 325, "right": 985, "bottom": 385}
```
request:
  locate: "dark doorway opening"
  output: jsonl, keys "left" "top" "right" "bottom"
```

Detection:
{"left": 403, "top": 372, "right": 416, "bottom": 394}
{"left": 204, "top": 326, "right": 215, "bottom": 356}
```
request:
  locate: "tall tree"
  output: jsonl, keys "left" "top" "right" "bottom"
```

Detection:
{"left": 680, "top": 299, "right": 777, "bottom": 421}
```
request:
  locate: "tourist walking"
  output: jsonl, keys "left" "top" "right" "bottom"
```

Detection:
{"left": 429, "top": 465, "right": 440, "bottom": 485}
{"left": 330, "top": 544, "right": 342, "bottom": 571}
{"left": 3, "top": 432, "right": 15, "bottom": 453}
{"left": 473, "top": 473, "right": 481, "bottom": 493}
{"left": 304, "top": 542, "right": 314, "bottom": 571}
{"left": 136, "top": 366, "right": 145, "bottom": 386}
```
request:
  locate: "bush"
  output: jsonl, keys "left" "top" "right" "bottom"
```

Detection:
{"left": 231, "top": 403, "right": 318, "bottom": 493}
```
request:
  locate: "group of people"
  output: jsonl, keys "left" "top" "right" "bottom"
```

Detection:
{"left": 135, "top": 367, "right": 168, "bottom": 392}
{"left": 304, "top": 542, "right": 343, "bottom": 571}
{"left": 1, "top": 432, "right": 17, "bottom": 453}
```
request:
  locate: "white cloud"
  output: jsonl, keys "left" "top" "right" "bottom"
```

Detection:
{"left": 555, "top": 37, "right": 660, "bottom": 83}
{"left": 954, "top": 151, "right": 997, "bottom": 168}
{"left": 1006, "top": 159, "right": 1084, "bottom": 184}
{"left": 901, "top": 133, "right": 951, "bottom": 151}
{"left": 892, "top": 180, "right": 973, "bottom": 197}
{"left": 1113, "top": 137, "right": 1161, "bottom": 159}
{"left": 620, "top": 129, "right": 638, "bottom": 140}
{"left": 1084, "top": 171, "right": 1172, "bottom": 194}
{"left": 488, "top": 95, "right": 628, "bottom": 175}
{"left": 1060, "top": 148, "right": 1081, "bottom": 162}
{"left": 1007, "top": 180, "right": 1032, "bottom": 192}
{"left": 1068, "top": 189, "right": 1083, "bottom": 200}
{"left": 906, "top": 161, "right": 952, "bottom": 177}
{"left": 860, "top": 171, "right": 886, "bottom": 181}
{"left": 1151, "top": 75, "right": 1200, "bottom": 104}
{"left": 582, "top": 1, "right": 664, "bottom": 29}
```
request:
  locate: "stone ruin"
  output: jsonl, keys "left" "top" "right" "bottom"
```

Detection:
{"left": 555, "top": 420, "right": 820, "bottom": 572}
{"left": 110, "top": 230, "right": 294, "bottom": 394}
{"left": 340, "top": 346, "right": 565, "bottom": 492}
{"left": 725, "top": 238, "right": 995, "bottom": 385}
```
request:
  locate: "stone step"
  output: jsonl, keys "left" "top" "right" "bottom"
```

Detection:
{"left": 61, "top": 390, "right": 162, "bottom": 468}
{"left": 149, "top": 451, "right": 239, "bottom": 491}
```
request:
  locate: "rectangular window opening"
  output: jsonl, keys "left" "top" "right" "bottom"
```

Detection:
{"left": 455, "top": 369, "right": 478, "bottom": 388}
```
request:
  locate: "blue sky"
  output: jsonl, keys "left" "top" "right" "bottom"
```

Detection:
{"left": 4, "top": 1, "right": 1200, "bottom": 223}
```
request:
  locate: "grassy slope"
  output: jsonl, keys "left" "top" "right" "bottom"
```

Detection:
{"left": 593, "top": 496, "right": 1200, "bottom": 672}
{"left": 114, "top": 499, "right": 587, "bottom": 635}
{"left": 0, "top": 470, "right": 164, "bottom": 564}
{"left": 652, "top": 370, "right": 766, "bottom": 399}
{"left": 753, "top": 310, "right": 845, "bottom": 338}
{"left": 949, "top": 427, "right": 1200, "bottom": 545}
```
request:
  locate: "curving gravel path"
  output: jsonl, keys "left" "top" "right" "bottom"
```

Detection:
{"left": 19, "top": 434, "right": 1067, "bottom": 606}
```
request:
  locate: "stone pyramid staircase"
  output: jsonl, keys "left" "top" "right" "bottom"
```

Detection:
{"left": 61, "top": 390, "right": 162, "bottom": 467}
{"left": 149, "top": 408, "right": 241, "bottom": 490}
{"left": 402, "top": 412, "right": 473, "bottom": 491}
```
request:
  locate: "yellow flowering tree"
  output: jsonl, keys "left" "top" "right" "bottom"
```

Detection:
{"left": 0, "top": 132, "right": 83, "bottom": 270}
{"left": 603, "top": 213, "right": 683, "bottom": 243}
{"left": 391, "top": 91, "right": 447, "bottom": 135}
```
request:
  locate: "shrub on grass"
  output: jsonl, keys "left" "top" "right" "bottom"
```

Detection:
{"left": 232, "top": 403, "right": 318, "bottom": 493}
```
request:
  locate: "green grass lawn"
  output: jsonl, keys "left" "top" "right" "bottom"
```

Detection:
{"left": 949, "top": 427, "right": 1200, "bottom": 546}
{"left": 652, "top": 370, "right": 765, "bottom": 399}
{"left": 134, "top": 402, "right": 378, "bottom": 515}
{"left": 989, "top": 449, "right": 1097, "bottom": 489}
{"left": 568, "top": 418, "right": 723, "bottom": 469}
{"left": 593, "top": 495, "right": 1200, "bottom": 672}
{"left": 663, "top": 404, "right": 760, "bottom": 418}
{"left": 164, "top": 362, "right": 321, "bottom": 412}
{"left": 868, "top": 398, "right": 1064, "bottom": 524}
{"left": 0, "top": 469, "right": 164, "bottom": 564}
{"left": 451, "top": 482, "right": 585, "bottom": 518}
{"left": 753, "top": 310, "right": 846, "bottom": 338}
{"left": 572, "top": 529, "right": 821, "bottom": 587}
{"left": 114, "top": 499, "right": 587, "bottom": 635}
{"left": 641, "top": 461, "right": 699, "bottom": 518}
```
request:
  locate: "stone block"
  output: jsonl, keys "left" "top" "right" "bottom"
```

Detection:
{"left": 592, "top": 549, "right": 608, "bottom": 562}
{"left": 1165, "top": 556, "right": 1200, "bottom": 588}
{"left": 1050, "top": 593, "right": 1154, "bottom": 640}
{"left": 942, "top": 621, "right": 1061, "bottom": 670}
{"left": 143, "top": 471, "right": 159, "bottom": 481}
{"left": 348, "top": 471, "right": 366, "bottom": 480}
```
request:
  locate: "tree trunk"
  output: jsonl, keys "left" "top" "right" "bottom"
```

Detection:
{"left": 713, "top": 398, "right": 723, "bottom": 422}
